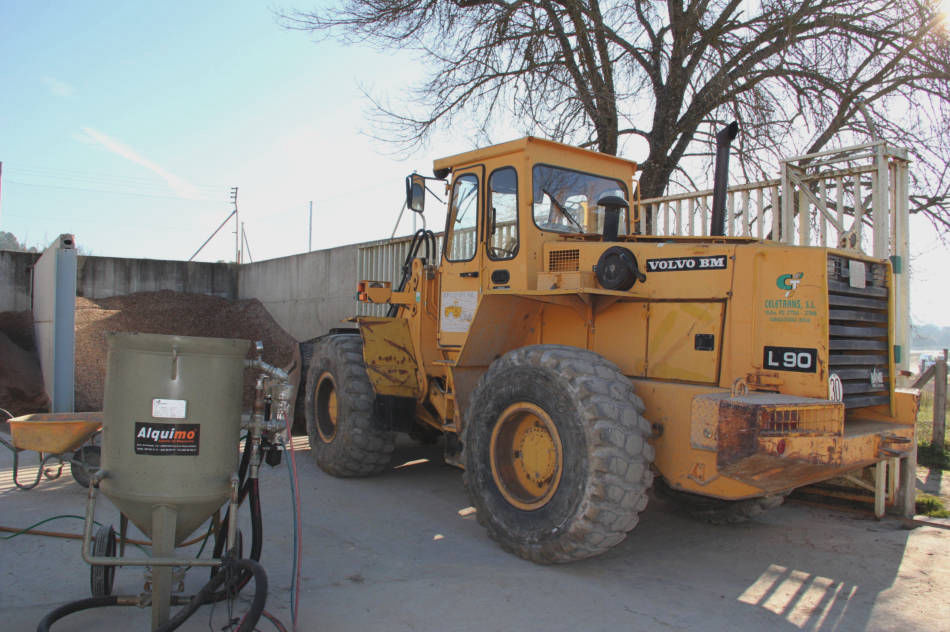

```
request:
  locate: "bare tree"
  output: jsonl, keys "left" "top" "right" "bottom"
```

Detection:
{"left": 282, "top": 0, "right": 950, "bottom": 228}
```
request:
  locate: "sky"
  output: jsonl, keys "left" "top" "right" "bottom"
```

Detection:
{"left": 1, "top": 1, "right": 949, "bottom": 328}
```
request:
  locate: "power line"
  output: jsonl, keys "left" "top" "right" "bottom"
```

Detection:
{"left": 5, "top": 163, "right": 227, "bottom": 191}
{"left": 4, "top": 179, "right": 226, "bottom": 202}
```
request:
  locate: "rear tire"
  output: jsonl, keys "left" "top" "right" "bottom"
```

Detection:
{"left": 305, "top": 335, "right": 394, "bottom": 477}
{"left": 463, "top": 345, "right": 654, "bottom": 563}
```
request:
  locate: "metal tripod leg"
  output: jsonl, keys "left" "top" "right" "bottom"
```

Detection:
{"left": 150, "top": 505, "right": 178, "bottom": 631}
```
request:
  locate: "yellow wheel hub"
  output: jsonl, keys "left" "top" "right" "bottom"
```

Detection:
{"left": 315, "top": 372, "right": 338, "bottom": 443}
{"left": 489, "top": 402, "right": 563, "bottom": 511}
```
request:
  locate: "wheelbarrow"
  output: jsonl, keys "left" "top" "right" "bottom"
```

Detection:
{"left": 0, "top": 409, "right": 103, "bottom": 490}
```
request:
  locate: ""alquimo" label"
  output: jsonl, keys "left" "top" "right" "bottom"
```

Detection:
{"left": 134, "top": 422, "right": 200, "bottom": 456}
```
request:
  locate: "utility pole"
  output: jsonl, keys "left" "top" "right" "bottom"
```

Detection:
{"left": 230, "top": 187, "right": 239, "bottom": 263}
{"left": 309, "top": 201, "right": 313, "bottom": 252}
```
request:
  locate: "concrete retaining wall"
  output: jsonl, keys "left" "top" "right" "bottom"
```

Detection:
{"left": 237, "top": 244, "right": 361, "bottom": 342}
{"left": 4, "top": 242, "right": 371, "bottom": 344}
{"left": 0, "top": 250, "right": 39, "bottom": 312}
{"left": 0, "top": 252, "right": 237, "bottom": 313}
{"left": 77, "top": 256, "right": 237, "bottom": 299}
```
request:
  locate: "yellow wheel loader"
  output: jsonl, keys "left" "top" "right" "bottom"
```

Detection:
{"left": 304, "top": 134, "right": 917, "bottom": 563}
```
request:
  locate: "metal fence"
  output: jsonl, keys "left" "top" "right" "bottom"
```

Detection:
{"left": 356, "top": 142, "right": 911, "bottom": 366}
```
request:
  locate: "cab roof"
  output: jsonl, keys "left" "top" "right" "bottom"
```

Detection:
{"left": 432, "top": 136, "right": 638, "bottom": 177}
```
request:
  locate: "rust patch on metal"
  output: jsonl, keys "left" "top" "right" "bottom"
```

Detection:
{"left": 386, "top": 339, "right": 414, "bottom": 357}
{"left": 716, "top": 401, "right": 758, "bottom": 467}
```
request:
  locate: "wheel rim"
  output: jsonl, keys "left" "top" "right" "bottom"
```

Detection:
{"left": 489, "top": 402, "right": 563, "bottom": 511}
{"left": 314, "top": 372, "right": 339, "bottom": 443}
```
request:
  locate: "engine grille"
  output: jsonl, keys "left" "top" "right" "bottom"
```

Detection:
{"left": 827, "top": 255, "right": 890, "bottom": 409}
{"left": 548, "top": 249, "right": 580, "bottom": 272}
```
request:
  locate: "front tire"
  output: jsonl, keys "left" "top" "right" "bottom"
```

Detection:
{"left": 463, "top": 345, "right": 654, "bottom": 563}
{"left": 305, "top": 335, "right": 394, "bottom": 477}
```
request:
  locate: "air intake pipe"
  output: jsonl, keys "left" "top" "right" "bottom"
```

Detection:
{"left": 710, "top": 121, "right": 739, "bottom": 237}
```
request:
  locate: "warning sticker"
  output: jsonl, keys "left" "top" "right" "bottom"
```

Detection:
{"left": 134, "top": 422, "right": 200, "bottom": 456}
{"left": 440, "top": 291, "right": 478, "bottom": 333}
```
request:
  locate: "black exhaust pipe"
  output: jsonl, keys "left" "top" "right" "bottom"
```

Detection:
{"left": 710, "top": 121, "right": 739, "bottom": 237}
{"left": 597, "top": 195, "right": 628, "bottom": 242}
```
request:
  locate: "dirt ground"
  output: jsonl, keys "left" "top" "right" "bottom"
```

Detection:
{"left": 0, "top": 437, "right": 947, "bottom": 632}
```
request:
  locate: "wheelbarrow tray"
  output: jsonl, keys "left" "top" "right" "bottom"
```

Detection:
{"left": 8, "top": 412, "right": 103, "bottom": 453}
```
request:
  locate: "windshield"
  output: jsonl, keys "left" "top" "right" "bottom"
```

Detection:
{"left": 532, "top": 164, "right": 628, "bottom": 235}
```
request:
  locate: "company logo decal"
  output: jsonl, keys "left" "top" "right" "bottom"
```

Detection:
{"left": 776, "top": 272, "right": 804, "bottom": 297}
{"left": 645, "top": 256, "right": 727, "bottom": 272}
{"left": 134, "top": 422, "right": 200, "bottom": 456}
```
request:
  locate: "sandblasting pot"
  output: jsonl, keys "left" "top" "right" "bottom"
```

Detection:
{"left": 100, "top": 332, "right": 250, "bottom": 544}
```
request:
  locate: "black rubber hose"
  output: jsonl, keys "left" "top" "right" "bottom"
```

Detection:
{"left": 232, "top": 559, "right": 268, "bottom": 632}
{"left": 248, "top": 478, "right": 263, "bottom": 563}
{"left": 387, "top": 228, "right": 434, "bottom": 317}
{"left": 36, "top": 596, "right": 120, "bottom": 632}
{"left": 212, "top": 440, "right": 253, "bottom": 562}
{"left": 154, "top": 564, "right": 232, "bottom": 632}
{"left": 36, "top": 558, "right": 268, "bottom": 632}
{"left": 210, "top": 478, "right": 263, "bottom": 600}
{"left": 153, "top": 556, "right": 268, "bottom": 632}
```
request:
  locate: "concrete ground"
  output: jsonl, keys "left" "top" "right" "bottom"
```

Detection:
{"left": 1, "top": 435, "right": 948, "bottom": 632}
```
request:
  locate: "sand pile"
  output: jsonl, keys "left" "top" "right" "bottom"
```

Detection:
{"left": 74, "top": 291, "right": 300, "bottom": 414}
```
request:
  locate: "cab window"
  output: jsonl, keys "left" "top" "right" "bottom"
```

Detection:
{"left": 532, "top": 164, "right": 628, "bottom": 235}
{"left": 446, "top": 174, "right": 479, "bottom": 261}
{"left": 488, "top": 167, "right": 518, "bottom": 260}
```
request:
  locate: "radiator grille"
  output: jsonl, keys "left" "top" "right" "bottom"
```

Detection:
{"left": 827, "top": 255, "right": 890, "bottom": 409}
{"left": 548, "top": 249, "right": 580, "bottom": 272}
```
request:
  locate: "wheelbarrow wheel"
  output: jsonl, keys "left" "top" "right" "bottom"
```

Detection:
{"left": 90, "top": 524, "right": 117, "bottom": 597}
{"left": 71, "top": 445, "right": 101, "bottom": 488}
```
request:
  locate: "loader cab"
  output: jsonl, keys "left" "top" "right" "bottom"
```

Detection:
{"left": 419, "top": 137, "right": 638, "bottom": 346}
{"left": 428, "top": 136, "right": 639, "bottom": 285}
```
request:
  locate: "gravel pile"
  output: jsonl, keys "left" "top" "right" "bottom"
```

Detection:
{"left": 0, "top": 310, "right": 48, "bottom": 415}
{"left": 74, "top": 291, "right": 300, "bottom": 415}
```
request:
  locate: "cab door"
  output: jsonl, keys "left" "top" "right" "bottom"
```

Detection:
{"left": 439, "top": 166, "right": 484, "bottom": 347}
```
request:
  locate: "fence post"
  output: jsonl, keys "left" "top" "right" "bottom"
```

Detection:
{"left": 933, "top": 349, "right": 948, "bottom": 449}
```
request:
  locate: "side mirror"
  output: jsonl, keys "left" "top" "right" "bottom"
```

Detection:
{"left": 406, "top": 174, "right": 426, "bottom": 213}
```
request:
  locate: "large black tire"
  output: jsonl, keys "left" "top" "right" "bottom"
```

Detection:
{"left": 305, "top": 334, "right": 394, "bottom": 477}
{"left": 654, "top": 478, "right": 786, "bottom": 525}
{"left": 463, "top": 345, "right": 654, "bottom": 563}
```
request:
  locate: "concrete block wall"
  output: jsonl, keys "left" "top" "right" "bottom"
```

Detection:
{"left": 237, "top": 243, "right": 360, "bottom": 342}
{"left": 0, "top": 250, "right": 39, "bottom": 312}
{"left": 77, "top": 256, "right": 237, "bottom": 299}
{"left": 3, "top": 242, "right": 365, "bottom": 344}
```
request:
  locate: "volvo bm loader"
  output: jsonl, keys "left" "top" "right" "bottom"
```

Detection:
{"left": 304, "top": 135, "right": 918, "bottom": 563}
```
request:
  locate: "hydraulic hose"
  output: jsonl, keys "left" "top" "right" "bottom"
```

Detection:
{"left": 387, "top": 228, "right": 437, "bottom": 317}
{"left": 155, "top": 557, "right": 268, "bottom": 632}
{"left": 36, "top": 557, "right": 269, "bottom": 632}
{"left": 210, "top": 478, "right": 263, "bottom": 600}
{"left": 212, "top": 438, "right": 254, "bottom": 562}
{"left": 36, "top": 596, "right": 121, "bottom": 632}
